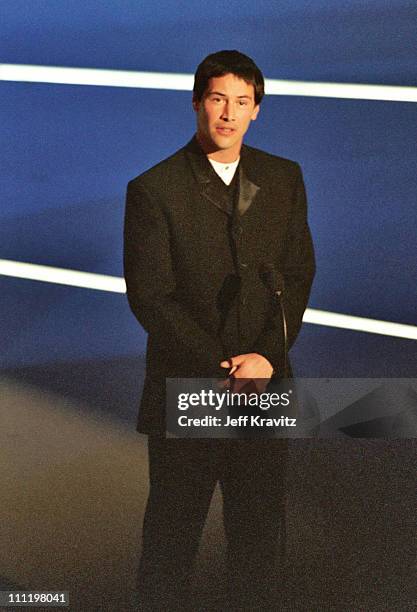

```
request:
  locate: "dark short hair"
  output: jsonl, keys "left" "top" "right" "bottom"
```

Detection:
{"left": 193, "top": 50, "right": 265, "bottom": 106}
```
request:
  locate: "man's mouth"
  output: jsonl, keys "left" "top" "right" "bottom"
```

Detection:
{"left": 216, "top": 127, "right": 235, "bottom": 135}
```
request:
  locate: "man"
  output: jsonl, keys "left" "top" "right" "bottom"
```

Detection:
{"left": 124, "top": 50, "right": 315, "bottom": 609}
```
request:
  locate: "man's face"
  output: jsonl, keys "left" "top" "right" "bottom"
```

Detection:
{"left": 193, "top": 73, "right": 260, "bottom": 161}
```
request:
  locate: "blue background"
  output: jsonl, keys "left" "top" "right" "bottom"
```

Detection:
{"left": 1, "top": 1, "right": 416, "bottom": 422}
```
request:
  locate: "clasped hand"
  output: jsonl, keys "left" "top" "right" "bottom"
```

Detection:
{"left": 219, "top": 353, "right": 273, "bottom": 394}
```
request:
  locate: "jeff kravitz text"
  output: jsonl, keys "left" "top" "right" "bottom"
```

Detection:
{"left": 178, "top": 414, "right": 297, "bottom": 428}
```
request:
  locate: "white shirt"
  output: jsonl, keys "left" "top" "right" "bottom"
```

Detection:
{"left": 208, "top": 157, "right": 240, "bottom": 186}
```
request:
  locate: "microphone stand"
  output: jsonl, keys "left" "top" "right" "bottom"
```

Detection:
{"left": 259, "top": 262, "right": 289, "bottom": 379}
{"left": 271, "top": 280, "right": 289, "bottom": 565}
{"left": 260, "top": 264, "right": 289, "bottom": 563}
{"left": 272, "top": 284, "right": 289, "bottom": 379}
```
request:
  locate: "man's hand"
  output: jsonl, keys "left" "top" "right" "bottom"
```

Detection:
{"left": 220, "top": 353, "right": 273, "bottom": 393}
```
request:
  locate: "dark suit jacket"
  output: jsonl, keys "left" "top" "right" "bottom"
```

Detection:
{"left": 124, "top": 136, "right": 315, "bottom": 433}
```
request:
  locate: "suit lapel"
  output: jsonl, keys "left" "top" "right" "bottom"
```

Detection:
{"left": 236, "top": 162, "right": 260, "bottom": 216}
{"left": 185, "top": 136, "right": 260, "bottom": 217}
{"left": 201, "top": 176, "right": 234, "bottom": 215}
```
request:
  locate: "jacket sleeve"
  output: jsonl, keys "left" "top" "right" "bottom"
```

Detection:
{"left": 252, "top": 164, "right": 316, "bottom": 375}
{"left": 124, "top": 179, "right": 226, "bottom": 374}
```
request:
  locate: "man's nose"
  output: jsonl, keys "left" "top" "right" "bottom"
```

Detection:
{"left": 221, "top": 101, "right": 236, "bottom": 121}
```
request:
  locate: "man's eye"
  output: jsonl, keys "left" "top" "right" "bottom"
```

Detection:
{"left": 239, "top": 100, "right": 248, "bottom": 106}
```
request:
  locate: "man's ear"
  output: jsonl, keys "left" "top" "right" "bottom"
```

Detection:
{"left": 192, "top": 96, "right": 200, "bottom": 112}
{"left": 251, "top": 104, "right": 260, "bottom": 121}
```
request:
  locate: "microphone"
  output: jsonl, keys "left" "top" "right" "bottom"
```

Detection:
{"left": 260, "top": 262, "right": 285, "bottom": 297}
{"left": 259, "top": 263, "right": 288, "bottom": 378}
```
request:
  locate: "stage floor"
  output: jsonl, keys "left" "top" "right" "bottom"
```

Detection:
{"left": 1, "top": 376, "right": 415, "bottom": 610}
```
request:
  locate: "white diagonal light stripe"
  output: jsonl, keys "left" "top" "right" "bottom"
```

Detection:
{"left": 1, "top": 64, "right": 417, "bottom": 103}
{"left": 264, "top": 79, "right": 417, "bottom": 103}
{"left": 0, "top": 64, "right": 193, "bottom": 91}
{"left": 1, "top": 259, "right": 416, "bottom": 340}
{"left": 302, "top": 308, "right": 417, "bottom": 341}
{"left": 0, "top": 259, "right": 126, "bottom": 293}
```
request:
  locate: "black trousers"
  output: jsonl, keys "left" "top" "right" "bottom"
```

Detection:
{"left": 136, "top": 436, "right": 288, "bottom": 610}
